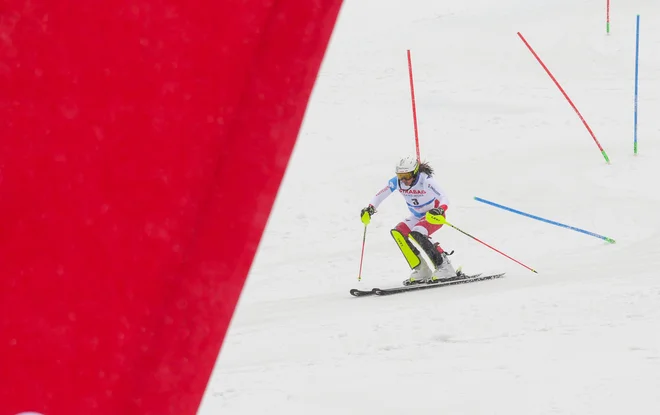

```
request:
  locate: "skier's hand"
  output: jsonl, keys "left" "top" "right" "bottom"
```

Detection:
{"left": 428, "top": 206, "right": 445, "bottom": 217}
{"left": 360, "top": 205, "right": 375, "bottom": 225}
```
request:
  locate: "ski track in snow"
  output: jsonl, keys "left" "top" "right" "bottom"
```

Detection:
{"left": 200, "top": 0, "right": 660, "bottom": 414}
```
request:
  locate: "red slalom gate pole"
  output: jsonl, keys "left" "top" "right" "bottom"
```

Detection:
{"left": 517, "top": 32, "right": 611, "bottom": 164}
{"left": 407, "top": 50, "right": 421, "bottom": 162}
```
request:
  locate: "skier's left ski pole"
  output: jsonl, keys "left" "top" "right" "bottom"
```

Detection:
{"left": 426, "top": 212, "right": 538, "bottom": 274}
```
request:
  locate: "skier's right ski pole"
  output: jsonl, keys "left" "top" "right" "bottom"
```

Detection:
{"left": 357, "top": 224, "right": 368, "bottom": 281}
{"left": 357, "top": 211, "right": 372, "bottom": 281}
{"left": 426, "top": 212, "right": 538, "bottom": 274}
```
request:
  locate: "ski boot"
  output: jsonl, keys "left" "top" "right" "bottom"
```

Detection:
{"left": 429, "top": 252, "right": 458, "bottom": 282}
{"left": 402, "top": 253, "right": 432, "bottom": 286}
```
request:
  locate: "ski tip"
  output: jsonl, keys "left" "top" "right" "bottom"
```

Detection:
{"left": 350, "top": 288, "right": 380, "bottom": 297}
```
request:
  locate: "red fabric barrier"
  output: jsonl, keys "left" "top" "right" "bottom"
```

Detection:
{"left": 0, "top": 1, "right": 342, "bottom": 414}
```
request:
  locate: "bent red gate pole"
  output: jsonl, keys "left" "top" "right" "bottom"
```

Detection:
{"left": 407, "top": 50, "right": 422, "bottom": 162}
{"left": 517, "top": 32, "right": 611, "bottom": 164}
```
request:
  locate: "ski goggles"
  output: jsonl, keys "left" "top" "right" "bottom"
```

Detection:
{"left": 396, "top": 172, "right": 414, "bottom": 180}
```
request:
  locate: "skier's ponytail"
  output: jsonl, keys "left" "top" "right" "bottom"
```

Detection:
{"left": 419, "top": 161, "right": 434, "bottom": 177}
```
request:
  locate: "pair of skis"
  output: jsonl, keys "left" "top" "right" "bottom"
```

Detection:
{"left": 350, "top": 272, "right": 505, "bottom": 297}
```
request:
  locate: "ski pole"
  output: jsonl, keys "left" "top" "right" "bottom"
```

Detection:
{"left": 426, "top": 212, "right": 538, "bottom": 274}
{"left": 357, "top": 212, "right": 371, "bottom": 281}
{"left": 357, "top": 225, "right": 368, "bottom": 281}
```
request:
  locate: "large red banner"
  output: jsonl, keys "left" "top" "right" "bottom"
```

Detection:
{"left": 0, "top": 1, "right": 342, "bottom": 414}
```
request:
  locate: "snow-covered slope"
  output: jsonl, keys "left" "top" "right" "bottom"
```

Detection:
{"left": 200, "top": 1, "right": 660, "bottom": 413}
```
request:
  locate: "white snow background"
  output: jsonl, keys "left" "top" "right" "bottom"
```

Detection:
{"left": 199, "top": 0, "right": 660, "bottom": 413}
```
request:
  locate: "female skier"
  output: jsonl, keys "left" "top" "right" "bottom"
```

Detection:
{"left": 360, "top": 155, "right": 457, "bottom": 285}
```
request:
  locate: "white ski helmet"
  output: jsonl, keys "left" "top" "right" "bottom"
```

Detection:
{"left": 395, "top": 155, "right": 419, "bottom": 175}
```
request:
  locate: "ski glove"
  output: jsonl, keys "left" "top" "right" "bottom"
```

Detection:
{"left": 428, "top": 207, "right": 445, "bottom": 217}
{"left": 360, "top": 205, "right": 375, "bottom": 225}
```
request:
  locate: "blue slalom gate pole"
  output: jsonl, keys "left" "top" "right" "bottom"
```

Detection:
{"left": 474, "top": 197, "right": 616, "bottom": 244}
{"left": 634, "top": 14, "right": 640, "bottom": 155}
